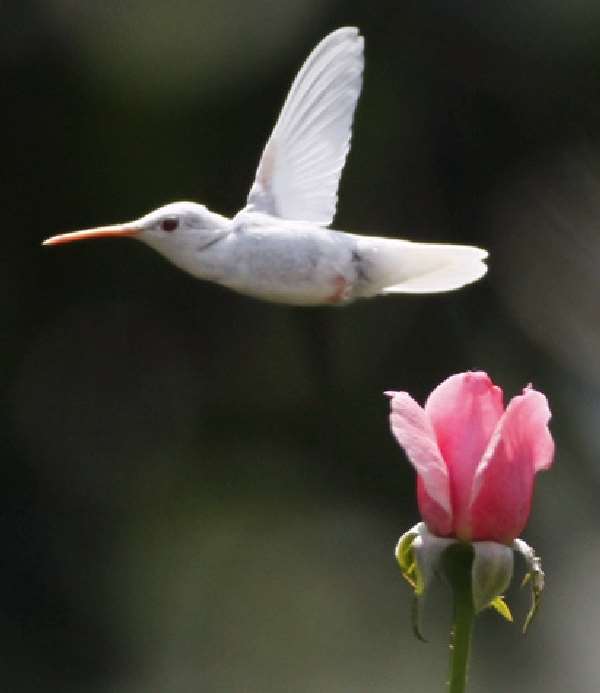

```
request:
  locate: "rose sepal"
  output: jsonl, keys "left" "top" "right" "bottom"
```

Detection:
{"left": 396, "top": 523, "right": 545, "bottom": 635}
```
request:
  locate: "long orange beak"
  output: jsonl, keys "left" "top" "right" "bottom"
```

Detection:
{"left": 42, "top": 223, "right": 140, "bottom": 246}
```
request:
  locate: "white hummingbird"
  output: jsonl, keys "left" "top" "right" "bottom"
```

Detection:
{"left": 43, "top": 27, "right": 487, "bottom": 306}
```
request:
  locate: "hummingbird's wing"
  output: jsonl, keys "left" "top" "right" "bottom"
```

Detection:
{"left": 245, "top": 27, "right": 364, "bottom": 226}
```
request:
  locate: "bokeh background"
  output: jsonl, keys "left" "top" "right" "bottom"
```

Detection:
{"left": 4, "top": 1, "right": 600, "bottom": 691}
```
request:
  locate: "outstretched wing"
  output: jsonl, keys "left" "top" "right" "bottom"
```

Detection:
{"left": 245, "top": 27, "right": 364, "bottom": 226}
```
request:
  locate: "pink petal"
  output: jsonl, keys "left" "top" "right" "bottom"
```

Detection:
{"left": 387, "top": 391, "right": 452, "bottom": 535}
{"left": 415, "top": 475, "right": 454, "bottom": 537}
{"left": 424, "top": 372, "right": 504, "bottom": 538}
{"left": 469, "top": 387, "right": 554, "bottom": 542}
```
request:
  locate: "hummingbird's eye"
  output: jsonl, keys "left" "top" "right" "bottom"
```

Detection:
{"left": 161, "top": 218, "right": 179, "bottom": 233}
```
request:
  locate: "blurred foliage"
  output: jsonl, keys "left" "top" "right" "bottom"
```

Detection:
{"left": 3, "top": 1, "right": 600, "bottom": 691}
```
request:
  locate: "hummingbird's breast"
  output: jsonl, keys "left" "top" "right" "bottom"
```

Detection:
{"left": 220, "top": 221, "right": 361, "bottom": 306}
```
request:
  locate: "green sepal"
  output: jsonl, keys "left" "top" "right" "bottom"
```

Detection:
{"left": 411, "top": 594, "right": 427, "bottom": 643}
{"left": 470, "top": 541, "right": 514, "bottom": 613}
{"left": 513, "top": 538, "right": 545, "bottom": 634}
{"left": 521, "top": 572, "right": 543, "bottom": 633}
{"left": 395, "top": 529, "right": 426, "bottom": 641}
{"left": 396, "top": 529, "right": 423, "bottom": 594}
{"left": 490, "top": 596, "right": 513, "bottom": 622}
{"left": 395, "top": 523, "right": 458, "bottom": 642}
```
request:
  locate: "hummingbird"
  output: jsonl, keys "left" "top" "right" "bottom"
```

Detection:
{"left": 43, "top": 27, "right": 487, "bottom": 306}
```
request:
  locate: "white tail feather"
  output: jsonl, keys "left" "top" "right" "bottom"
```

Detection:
{"left": 353, "top": 236, "right": 488, "bottom": 296}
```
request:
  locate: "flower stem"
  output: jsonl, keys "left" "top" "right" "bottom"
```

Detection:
{"left": 444, "top": 544, "right": 475, "bottom": 693}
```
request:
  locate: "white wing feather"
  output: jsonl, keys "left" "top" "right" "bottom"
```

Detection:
{"left": 245, "top": 27, "right": 364, "bottom": 225}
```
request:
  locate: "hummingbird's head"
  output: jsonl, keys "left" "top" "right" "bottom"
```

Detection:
{"left": 42, "top": 201, "right": 230, "bottom": 252}
{"left": 135, "top": 201, "right": 230, "bottom": 248}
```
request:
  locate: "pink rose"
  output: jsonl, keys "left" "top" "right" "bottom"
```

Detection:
{"left": 387, "top": 372, "right": 554, "bottom": 544}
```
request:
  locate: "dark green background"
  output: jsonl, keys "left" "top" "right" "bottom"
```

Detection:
{"left": 4, "top": 2, "right": 599, "bottom": 691}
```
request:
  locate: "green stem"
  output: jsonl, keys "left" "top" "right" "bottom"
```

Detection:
{"left": 444, "top": 544, "right": 475, "bottom": 693}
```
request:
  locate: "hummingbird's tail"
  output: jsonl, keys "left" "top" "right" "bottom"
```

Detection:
{"left": 353, "top": 236, "right": 488, "bottom": 296}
